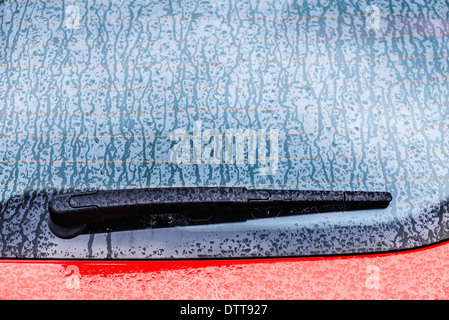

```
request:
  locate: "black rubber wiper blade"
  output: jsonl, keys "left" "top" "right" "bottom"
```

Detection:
{"left": 48, "top": 187, "right": 392, "bottom": 239}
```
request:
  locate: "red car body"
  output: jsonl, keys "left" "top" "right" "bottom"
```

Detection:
{"left": 1, "top": 241, "right": 448, "bottom": 299}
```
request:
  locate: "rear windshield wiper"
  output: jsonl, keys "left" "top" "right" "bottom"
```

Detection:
{"left": 48, "top": 187, "right": 392, "bottom": 239}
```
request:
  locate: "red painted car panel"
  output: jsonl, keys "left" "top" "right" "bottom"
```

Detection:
{"left": 1, "top": 241, "right": 449, "bottom": 299}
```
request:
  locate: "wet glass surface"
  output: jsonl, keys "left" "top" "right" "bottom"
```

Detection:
{"left": 0, "top": 0, "right": 449, "bottom": 259}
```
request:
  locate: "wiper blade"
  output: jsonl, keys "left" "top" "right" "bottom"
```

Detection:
{"left": 47, "top": 187, "right": 392, "bottom": 239}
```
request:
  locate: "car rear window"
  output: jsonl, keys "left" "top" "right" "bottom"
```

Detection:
{"left": 0, "top": 0, "right": 448, "bottom": 259}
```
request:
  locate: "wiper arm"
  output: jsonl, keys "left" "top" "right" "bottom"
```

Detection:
{"left": 47, "top": 187, "right": 392, "bottom": 239}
